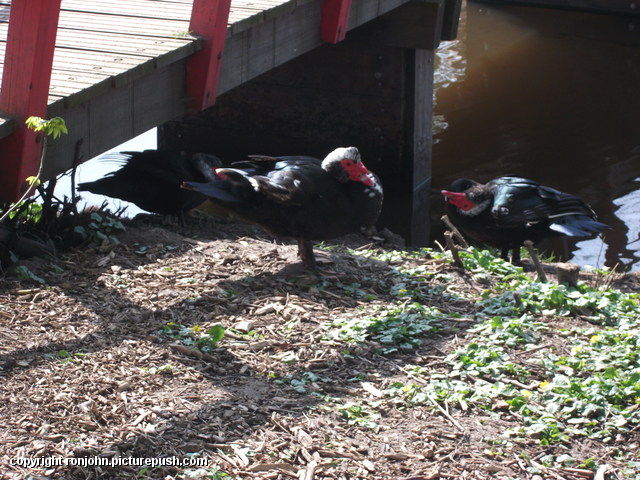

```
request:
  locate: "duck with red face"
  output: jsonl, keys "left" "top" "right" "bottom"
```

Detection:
{"left": 184, "top": 147, "right": 383, "bottom": 270}
{"left": 442, "top": 176, "right": 609, "bottom": 263}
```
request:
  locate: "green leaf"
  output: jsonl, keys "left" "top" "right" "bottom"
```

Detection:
{"left": 25, "top": 116, "right": 68, "bottom": 138}
{"left": 207, "top": 324, "right": 225, "bottom": 344}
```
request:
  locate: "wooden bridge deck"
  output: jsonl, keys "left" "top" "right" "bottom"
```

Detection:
{"left": 1, "top": 0, "right": 457, "bottom": 188}
{"left": 0, "top": 0, "right": 300, "bottom": 136}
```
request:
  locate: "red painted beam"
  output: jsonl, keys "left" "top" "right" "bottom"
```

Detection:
{"left": 321, "top": 0, "right": 353, "bottom": 43}
{"left": 0, "top": 0, "right": 62, "bottom": 202}
{"left": 186, "top": 0, "right": 232, "bottom": 111}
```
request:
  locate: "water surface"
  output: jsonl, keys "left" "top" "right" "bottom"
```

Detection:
{"left": 433, "top": 1, "right": 640, "bottom": 270}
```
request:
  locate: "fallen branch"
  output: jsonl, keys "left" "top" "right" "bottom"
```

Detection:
{"left": 424, "top": 393, "right": 465, "bottom": 432}
{"left": 444, "top": 232, "right": 464, "bottom": 269}
{"left": 441, "top": 215, "right": 468, "bottom": 248}
{"left": 524, "top": 240, "right": 547, "bottom": 282}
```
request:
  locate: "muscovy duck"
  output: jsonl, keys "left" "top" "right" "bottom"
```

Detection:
{"left": 77, "top": 150, "right": 221, "bottom": 224}
{"left": 442, "top": 176, "right": 609, "bottom": 263}
{"left": 182, "top": 146, "right": 383, "bottom": 269}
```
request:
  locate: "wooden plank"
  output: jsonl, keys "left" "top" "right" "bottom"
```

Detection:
{"left": 87, "top": 86, "right": 134, "bottom": 155}
{"left": 186, "top": 0, "right": 233, "bottom": 110}
{"left": 48, "top": 70, "right": 113, "bottom": 96}
{"left": 217, "top": 28, "right": 245, "bottom": 91}
{"left": 0, "top": 0, "right": 422, "bottom": 116}
{"left": 54, "top": 1, "right": 292, "bottom": 36}
{"left": 377, "top": 0, "right": 412, "bottom": 16}
{"left": 61, "top": 0, "right": 192, "bottom": 21}
{"left": 348, "top": 0, "right": 382, "bottom": 29}
{"left": 348, "top": 0, "right": 411, "bottom": 32}
{"left": 40, "top": 102, "right": 91, "bottom": 180}
{"left": 272, "top": 0, "right": 324, "bottom": 66}
{"left": 53, "top": 48, "right": 151, "bottom": 72}
{"left": 0, "top": 0, "right": 62, "bottom": 201}
{"left": 237, "top": 17, "right": 277, "bottom": 83}
{"left": 351, "top": 0, "right": 446, "bottom": 50}
{"left": 0, "top": 0, "right": 280, "bottom": 40}
{"left": 321, "top": 0, "right": 353, "bottom": 43}
{"left": 0, "top": 39, "right": 198, "bottom": 79}
{"left": 133, "top": 61, "right": 187, "bottom": 134}
{"left": 51, "top": 43, "right": 198, "bottom": 106}
{"left": 56, "top": 10, "right": 192, "bottom": 37}
{"left": 228, "top": 8, "right": 266, "bottom": 25}
{"left": 223, "top": 0, "right": 365, "bottom": 89}
{"left": 42, "top": 61, "right": 191, "bottom": 180}
{"left": 61, "top": 0, "right": 297, "bottom": 19}
{"left": 54, "top": 28, "right": 195, "bottom": 57}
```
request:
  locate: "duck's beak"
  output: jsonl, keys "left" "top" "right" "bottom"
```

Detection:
{"left": 346, "top": 161, "right": 374, "bottom": 186}
{"left": 441, "top": 190, "right": 476, "bottom": 211}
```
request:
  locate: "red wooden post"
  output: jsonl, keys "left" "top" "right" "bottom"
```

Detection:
{"left": 186, "top": 0, "right": 232, "bottom": 111}
{"left": 320, "top": 0, "right": 353, "bottom": 43}
{"left": 0, "top": 0, "right": 62, "bottom": 202}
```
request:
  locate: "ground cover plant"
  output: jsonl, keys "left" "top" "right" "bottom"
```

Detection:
{"left": 0, "top": 216, "right": 638, "bottom": 479}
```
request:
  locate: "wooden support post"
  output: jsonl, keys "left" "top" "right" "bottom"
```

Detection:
{"left": 441, "top": 0, "right": 463, "bottom": 41}
{"left": 321, "top": 0, "right": 353, "bottom": 43}
{"left": 186, "top": 0, "right": 233, "bottom": 111}
{"left": 0, "top": 0, "right": 62, "bottom": 202}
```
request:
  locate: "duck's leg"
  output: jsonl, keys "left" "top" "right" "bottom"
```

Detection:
{"left": 501, "top": 247, "right": 510, "bottom": 262}
{"left": 297, "top": 239, "right": 317, "bottom": 270}
{"left": 511, "top": 247, "right": 521, "bottom": 265}
{"left": 178, "top": 210, "right": 188, "bottom": 228}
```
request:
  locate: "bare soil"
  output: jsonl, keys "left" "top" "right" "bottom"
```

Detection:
{"left": 0, "top": 213, "right": 638, "bottom": 480}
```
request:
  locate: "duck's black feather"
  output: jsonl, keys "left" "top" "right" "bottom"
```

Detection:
{"left": 183, "top": 147, "right": 383, "bottom": 268}
{"left": 77, "top": 150, "right": 221, "bottom": 217}
{"left": 442, "top": 176, "right": 609, "bottom": 262}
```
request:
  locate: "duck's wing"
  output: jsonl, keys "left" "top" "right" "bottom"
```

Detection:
{"left": 491, "top": 177, "right": 608, "bottom": 234}
{"left": 97, "top": 150, "right": 187, "bottom": 183}
{"left": 184, "top": 157, "right": 329, "bottom": 206}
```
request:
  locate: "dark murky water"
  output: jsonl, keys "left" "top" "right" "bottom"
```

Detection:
{"left": 432, "top": 1, "right": 640, "bottom": 271}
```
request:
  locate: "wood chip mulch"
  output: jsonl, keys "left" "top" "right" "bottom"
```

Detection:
{"left": 0, "top": 215, "right": 637, "bottom": 480}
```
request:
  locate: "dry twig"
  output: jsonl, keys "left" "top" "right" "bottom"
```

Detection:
{"left": 524, "top": 240, "right": 548, "bottom": 282}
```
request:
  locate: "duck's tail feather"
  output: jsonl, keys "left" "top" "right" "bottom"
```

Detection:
{"left": 182, "top": 181, "right": 240, "bottom": 202}
{"left": 549, "top": 216, "right": 610, "bottom": 237}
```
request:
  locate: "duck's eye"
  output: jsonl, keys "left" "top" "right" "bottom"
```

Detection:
{"left": 343, "top": 160, "right": 353, "bottom": 166}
